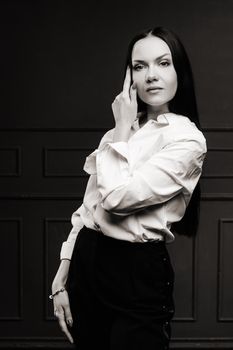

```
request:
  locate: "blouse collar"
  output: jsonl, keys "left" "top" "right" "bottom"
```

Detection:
{"left": 133, "top": 112, "right": 171, "bottom": 128}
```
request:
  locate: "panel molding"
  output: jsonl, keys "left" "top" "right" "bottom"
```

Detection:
{"left": 0, "top": 127, "right": 109, "bottom": 132}
{"left": 0, "top": 126, "right": 233, "bottom": 132}
{"left": 217, "top": 218, "right": 233, "bottom": 322}
{"left": 42, "top": 146, "right": 233, "bottom": 180}
{"left": 0, "top": 218, "right": 23, "bottom": 320}
{"left": 0, "top": 147, "right": 21, "bottom": 177}
{"left": 203, "top": 147, "right": 233, "bottom": 179}
{"left": 43, "top": 147, "right": 92, "bottom": 177}
{"left": 172, "top": 235, "right": 197, "bottom": 322}
{"left": 1, "top": 130, "right": 232, "bottom": 180}
{"left": 0, "top": 193, "right": 233, "bottom": 200}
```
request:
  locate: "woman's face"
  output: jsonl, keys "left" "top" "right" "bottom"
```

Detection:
{"left": 131, "top": 35, "right": 178, "bottom": 111}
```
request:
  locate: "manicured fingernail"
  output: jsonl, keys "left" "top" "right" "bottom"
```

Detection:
{"left": 67, "top": 319, "right": 73, "bottom": 327}
{"left": 132, "top": 82, "right": 137, "bottom": 89}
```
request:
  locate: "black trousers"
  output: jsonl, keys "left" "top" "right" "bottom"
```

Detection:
{"left": 66, "top": 226, "right": 175, "bottom": 350}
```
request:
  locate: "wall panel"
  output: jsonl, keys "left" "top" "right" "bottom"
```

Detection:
{"left": 1, "top": 0, "right": 233, "bottom": 347}
{"left": 0, "top": 127, "right": 233, "bottom": 347}
{"left": 0, "top": 218, "right": 22, "bottom": 320}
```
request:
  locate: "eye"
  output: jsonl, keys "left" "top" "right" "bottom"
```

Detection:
{"left": 159, "top": 60, "right": 170, "bottom": 67}
{"left": 132, "top": 64, "right": 144, "bottom": 71}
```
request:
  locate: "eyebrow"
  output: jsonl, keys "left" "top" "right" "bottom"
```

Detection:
{"left": 132, "top": 53, "right": 171, "bottom": 63}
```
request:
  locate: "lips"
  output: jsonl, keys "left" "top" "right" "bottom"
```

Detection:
{"left": 146, "top": 87, "right": 163, "bottom": 92}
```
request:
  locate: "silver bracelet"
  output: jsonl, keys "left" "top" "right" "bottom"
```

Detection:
{"left": 49, "top": 287, "right": 66, "bottom": 300}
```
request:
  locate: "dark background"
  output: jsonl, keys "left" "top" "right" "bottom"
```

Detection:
{"left": 1, "top": 0, "right": 233, "bottom": 349}
{"left": 1, "top": 0, "right": 233, "bottom": 129}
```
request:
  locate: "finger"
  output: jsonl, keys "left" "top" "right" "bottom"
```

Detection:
{"left": 61, "top": 320, "right": 74, "bottom": 344}
{"left": 57, "top": 310, "right": 74, "bottom": 344}
{"left": 122, "top": 67, "right": 131, "bottom": 94}
{"left": 53, "top": 301, "right": 59, "bottom": 317}
{"left": 114, "top": 92, "right": 122, "bottom": 102}
{"left": 130, "top": 82, "right": 137, "bottom": 101}
{"left": 64, "top": 304, "right": 73, "bottom": 327}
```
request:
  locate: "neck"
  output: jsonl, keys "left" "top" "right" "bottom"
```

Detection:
{"left": 146, "top": 105, "right": 169, "bottom": 121}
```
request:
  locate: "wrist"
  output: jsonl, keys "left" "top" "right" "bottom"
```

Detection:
{"left": 52, "top": 280, "right": 66, "bottom": 293}
{"left": 115, "top": 121, "right": 131, "bottom": 129}
{"left": 113, "top": 123, "right": 131, "bottom": 142}
{"left": 49, "top": 286, "right": 66, "bottom": 300}
{"left": 52, "top": 260, "right": 70, "bottom": 291}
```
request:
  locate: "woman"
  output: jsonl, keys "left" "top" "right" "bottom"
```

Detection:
{"left": 50, "top": 26, "right": 207, "bottom": 349}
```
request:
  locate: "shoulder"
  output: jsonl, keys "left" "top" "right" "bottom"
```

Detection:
{"left": 166, "top": 112, "right": 197, "bottom": 129}
{"left": 166, "top": 113, "right": 207, "bottom": 153}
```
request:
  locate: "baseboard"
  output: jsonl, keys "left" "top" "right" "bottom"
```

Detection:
{"left": 0, "top": 338, "right": 233, "bottom": 349}
{"left": 171, "top": 338, "right": 233, "bottom": 349}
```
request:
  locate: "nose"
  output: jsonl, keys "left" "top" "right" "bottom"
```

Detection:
{"left": 145, "top": 66, "right": 159, "bottom": 83}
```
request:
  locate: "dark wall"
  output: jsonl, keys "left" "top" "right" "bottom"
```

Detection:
{"left": 1, "top": 1, "right": 233, "bottom": 349}
{"left": 1, "top": 0, "right": 233, "bottom": 129}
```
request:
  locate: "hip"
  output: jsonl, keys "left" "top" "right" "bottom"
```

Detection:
{"left": 68, "top": 226, "right": 175, "bottom": 317}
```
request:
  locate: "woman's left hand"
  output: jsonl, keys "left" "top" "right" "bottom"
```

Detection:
{"left": 111, "top": 67, "right": 137, "bottom": 128}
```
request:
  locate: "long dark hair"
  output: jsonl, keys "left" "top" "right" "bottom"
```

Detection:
{"left": 124, "top": 26, "right": 203, "bottom": 237}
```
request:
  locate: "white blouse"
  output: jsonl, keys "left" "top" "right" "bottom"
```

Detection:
{"left": 60, "top": 112, "right": 207, "bottom": 260}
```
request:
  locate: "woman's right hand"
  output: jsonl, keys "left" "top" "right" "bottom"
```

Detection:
{"left": 51, "top": 259, "right": 74, "bottom": 344}
{"left": 112, "top": 67, "right": 137, "bottom": 128}
{"left": 52, "top": 287, "right": 74, "bottom": 344}
{"left": 112, "top": 67, "right": 138, "bottom": 143}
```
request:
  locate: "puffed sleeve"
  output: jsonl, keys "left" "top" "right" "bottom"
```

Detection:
{"left": 83, "top": 129, "right": 114, "bottom": 174}
{"left": 60, "top": 204, "right": 85, "bottom": 260}
{"left": 91, "top": 132, "right": 207, "bottom": 216}
{"left": 60, "top": 128, "right": 114, "bottom": 260}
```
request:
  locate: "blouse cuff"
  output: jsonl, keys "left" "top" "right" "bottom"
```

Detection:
{"left": 106, "top": 142, "right": 129, "bottom": 159}
{"left": 83, "top": 142, "right": 129, "bottom": 175}
{"left": 83, "top": 149, "right": 99, "bottom": 175}
{"left": 60, "top": 241, "right": 74, "bottom": 260}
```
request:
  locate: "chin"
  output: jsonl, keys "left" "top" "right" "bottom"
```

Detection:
{"left": 145, "top": 99, "right": 167, "bottom": 107}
